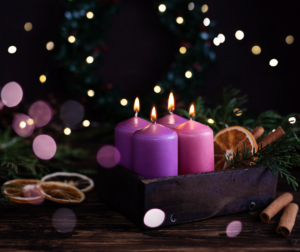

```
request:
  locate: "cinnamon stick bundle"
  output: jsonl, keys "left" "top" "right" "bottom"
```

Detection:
{"left": 276, "top": 203, "right": 299, "bottom": 237}
{"left": 257, "top": 126, "right": 285, "bottom": 148}
{"left": 251, "top": 126, "right": 265, "bottom": 141}
{"left": 260, "top": 193, "right": 293, "bottom": 223}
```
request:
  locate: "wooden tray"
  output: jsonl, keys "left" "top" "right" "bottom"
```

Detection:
{"left": 97, "top": 165, "right": 278, "bottom": 229}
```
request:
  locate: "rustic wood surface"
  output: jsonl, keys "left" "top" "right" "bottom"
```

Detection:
{"left": 0, "top": 148, "right": 299, "bottom": 251}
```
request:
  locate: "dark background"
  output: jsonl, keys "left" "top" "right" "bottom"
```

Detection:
{"left": 0, "top": 0, "right": 299, "bottom": 115}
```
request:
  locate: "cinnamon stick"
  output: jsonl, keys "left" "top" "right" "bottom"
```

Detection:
{"left": 260, "top": 192, "right": 293, "bottom": 223}
{"left": 276, "top": 203, "right": 299, "bottom": 237}
{"left": 257, "top": 126, "right": 285, "bottom": 148}
{"left": 251, "top": 126, "right": 265, "bottom": 140}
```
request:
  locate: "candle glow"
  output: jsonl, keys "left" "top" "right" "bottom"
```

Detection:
{"left": 168, "top": 92, "right": 175, "bottom": 113}
{"left": 151, "top": 106, "right": 157, "bottom": 122}
{"left": 134, "top": 97, "right": 140, "bottom": 113}
{"left": 189, "top": 104, "right": 195, "bottom": 119}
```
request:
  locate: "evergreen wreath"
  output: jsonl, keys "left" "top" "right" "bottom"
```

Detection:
{"left": 55, "top": 0, "right": 216, "bottom": 121}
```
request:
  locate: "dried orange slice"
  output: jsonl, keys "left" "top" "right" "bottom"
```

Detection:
{"left": 41, "top": 172, "right": 94, "bottom": 193}
{"left": 36, "top": 181, "right": 85, "bottom": 204}
{"left": 214, "top": 126, "right": 258, "bottom": 170}
{"left": 2, "top": 179, "right": 44, "bottom": 204}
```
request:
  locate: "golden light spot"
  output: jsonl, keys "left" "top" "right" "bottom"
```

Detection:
{"left": 176, "top": 17, "right": 184, "bottom": 24}
{"left": 218, "top": 34, "right": 225, "bottom": 43}
{"left": 188, "top": 2, "right": 195, "bottom": 11}
{"left": 27, "top": 119, "right": 34, "bottom": 125}
{"left": 213, "top": 38, "right": 220, "bottom": 46}
{"left": 235, "top": 30, "right": 244, "bottom": 40}
{"left": 46, "top": 41, "right": 54, "bottom": 51}
{"left": 252, "top": 45, "right": 261, "bottom": 55}
{"left": 39, "top": 75, "right": 46, "bottom": 83}
{"left": 233, "top": 108, "right": 242, "bottom": 116}
{"left": 207, "top": 118, "right": 214, "bottom": 124}
{"left": 286, "top": 35, "right": 294, "bottom": 45}
{"left": 68, "top": 36, "right": 76, "bottom": 43}
{"left": 201, "top": 4, "right": 209, "bottom": 13}
{"left": 86, "top": 11, "right": 94, "bottom": 19}
{"left": 269, "top": 59, "right": 278, "bottom": 67}
{"left": 185, "top": 71, "right": 192, "bottom": 78}
{"left": 8, "top": 46, "right": 17, "bottom": 54}
{"left": 24, "top": 22, "right": 32, "bottom": 31}
{"left": 289, "top": 117, "right": 296, "bottom": 124}
{"left": 83, "top": 120, "right": 90, "bottom": 127}
{"left": 87, "top": 90, "right": 95, "bottom": 97}
{"left": 64, "top": 127, "right": 71, "bottom": 135}
{"left": 19, "top": 121, "right": 26, "bottom": 129}
{"left": 154, "top": 85, "right": 161, "bottom": 93}
{"left": 120, "top": 99, "right": 128, "bottom": 106}
{"left": 158, "top": 4, "right": 166, "bottom": 12}
{"left": 86, "top": 56, "right": 94, "bottom": 64}
{"left": 203, "top": 18, "right": 210, "bottom": 26}
{"left": 179, "top": 47, "right": 187, "bottom": 54}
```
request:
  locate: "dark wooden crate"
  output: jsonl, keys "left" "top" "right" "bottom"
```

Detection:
{"left": 97, "top": 165, "right": 278, "bottom": 229}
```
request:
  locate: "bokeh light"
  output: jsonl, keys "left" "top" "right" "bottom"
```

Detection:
{"left": 154, "top": 85, "right": 161, "bottom": 93}
{"left": 12, "top": 114, "right": 35, "bottom": 137}
{"left": 24, "top": 22, "right": 32, "bottom": 31}
{"left": 83, "top": 120, "right": 90, "bottom": 127}
{"left": 32, "top": 135, "right": 57, "bottom": 160}
{"left": 144, "top": 208, "right": 165, "bottom": 228}
{"left": 60, "top": 100, "right": 85, "bottom": 126}
{"left": 97, "top": 145, "right": 121, "bottom": 168}
{"left": 213, "top": 38, "right": 220, "bottom": 46}
{"left": 52, "top": 208, "right": 77, "bottom": 233}
{"left": 252, "top": 46, "right": 261, "bottom": 55}
{"left": 28, "top": 101, "right": 53, "bottom": 127}
{"left": 269, "top": 59, "right": 278, "bottom": 67}
{"left": 86, "top": 11, "right": 94, "bottom": 19}
{"left": 120, "top": 99, "right": 128, "bottom": 106}
{"left": 23, "top": 184, "right": 44, "bottom": 205}
{"left": 64, "top": 127, "right": 71, "bottom": 135}
{"left": 286, "top": 35, "right": 294, "bottom": 45}
{"left": 1, "top": 81, "right": 23, "bottom": 107}
{"left": 226, "top": 221, "right": 242, "bottom": 237}
{"left": 27, "top": 118, "right": 34, "bottom": 125}
{"left": 46, "top": 41, "right": 54, "bottom": 51}
{"left": 8, "top": 46, "right": 17, "bottom": 54}
{"left": 201, "top": 4, "right": 209, "bottom": 13}
{"left": 208, "top": 118, "right": 214, "bottom": 124}
{"left": 158, "top": 4, "right": 166, "bottom": 12}
{"left": 188, "top": 2, "right": 195, "bottom": 11}
{"left": 179, "top": 46, "right": 187, "bottom": 54}
{"left": 218, "top": 34, "right": 225, "bottom": 43}
{"left": 235, "top": 30, "right": 244, "bottom": 40}
{"left": 87, "top": 90, "right": 95, "bottom": 97}
{"left": 289, "top": 117, "right": 296, "bottom": 124}
{"left": 176, "top": 17, "right": 184, "bottom": 24}
{"left": 233, "top": 108, "right": 242, "bottom": 116}
{"left": 86, "top": 56, "right": 94, "bottom": 64}
{"left": 39, "top": 75, "right": 46, "bottom": 83}
{"left": 203, "top": 18, "right": 210, "bottom": 26}
{"left": 68, "top": 36, "right": 76, "bottom": 43}
{"left": 185, "top": 71, "right": 192, "bottom": 78}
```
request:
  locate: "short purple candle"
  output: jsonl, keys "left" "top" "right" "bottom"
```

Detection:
{"left": 115, "top": 98, "right": 150, "bottom": 170}
{"left": 133, "top": 106, "right": 178, "bottom": 179}
{"left": 156, "top": 92, "right": 188, "bottom": 129}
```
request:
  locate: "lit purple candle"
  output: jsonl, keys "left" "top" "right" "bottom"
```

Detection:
{"left": 133, "top": 106, "right": 178, "bottom": 179}
{"left": 173, "top": 104, "right": 214, "bottom": 175}
{"left": 115, "top": 98, "right": 151, "bottom": 170}
{"left": 157, "top": 92, "right": 188, "bottom": 129}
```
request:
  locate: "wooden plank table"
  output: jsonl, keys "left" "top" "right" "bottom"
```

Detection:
{"left": 0, "top": 154, "right": 299, "bottom": 251}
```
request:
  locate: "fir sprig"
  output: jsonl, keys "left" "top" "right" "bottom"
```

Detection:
{"left": 224, "top": 133, "right": 300, "bottom": 191}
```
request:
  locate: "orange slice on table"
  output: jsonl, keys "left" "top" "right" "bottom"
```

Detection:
{"left": 214, "top": 126, "right": 258, "bottom": 171}
{"left": 41, "top": 172, "right": 94, "bottom": 193}
{"left": 3, "top": 179, "right": 44, "bottom": 204}
{"left": 36, "top": 181, "right": 85, "bottom": 204}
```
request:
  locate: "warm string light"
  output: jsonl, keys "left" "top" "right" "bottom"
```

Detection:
{"left": 39, "top": 75, "right": 46, "bottom": 83}
{"left": 233, "top": 108, "right": 242, "bottom": 116}
{"left": 83, "top": 120, "right": 90, "bottom": 127}
{"left": 154, "top": 85, "right": 161, "bottom": 93}
{"left": 203, "top": 18, "right": 210, "bottom": 26}
{"left": 235, "top": 30, "right": 244, "bottom": 40}
{"left": 269, "top": 59, "right": 278, "bottom": 67}
{"left": 158, "top": 4, "right": 166, "bottom": 12}
{"left": 86, "top": 11, "right": 94, "bottom": 19}
{"left": 218, "top": 34, "right": 225, "bottom": 43}
{"left": 188, "top": 2, "right": 194, "bottom": 11}
{"left": 176, "top": 17, "right": 184, "bottom": 24}
{"left": 68, "top": 36, "right": 76, "bottom": 43}
{"left": 46, "top": 41, "right": 54, "bottom": 51}
{"left": 286, "top": 35, "right": 294, "bottom": 45}
{"left": 87, "top": 90, "right": 95, "bottom": 97}
{"left": 207, "top": 118, "right": 214, "bottom": 124}
{"left": 213, "top": 38, "right": 220, "bottom": 46}
{"left": 201, "top": 4, "right": 209, "bottom": 13}
{"left": 252, "top": 46, "right": 261, "bottom": 55}
{"left": 8, "top": 46, "right": 17, "bottom": 54}
{"left": 120, "top": 98, "right": 128, "bottom": 106}
{"left": 24, "top": 22, "right": 32, "bottom": 31}
{"left": 64, "top": 127, "right": 71, "bottom": 135}
{"left": 86, "top": 56, "right": 94, "bottom": 64}
{"left": 19, "top": 121, "right": 26, "bottom": 129}
{"left": 185, "top": 71, "right": 192, "bottom": 78}
{"left": 289, "top": 117, "right": 296, "bottom": 124}
{"left": 179, "top": 47, "right": 187, "bottom": 54}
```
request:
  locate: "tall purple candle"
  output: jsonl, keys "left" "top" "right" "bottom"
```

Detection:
{"left": 115, "top": 98, "right": 150, "bottom": 170}
{"left": 133, "top": 106, "right": 178, "bottom": 179}
{"left": 157, "top": 92, "right": 188, "bottom": 129}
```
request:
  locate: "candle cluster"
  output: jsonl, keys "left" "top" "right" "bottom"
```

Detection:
{"left": 115, "top": 93, "right": 214, "bottom": 179}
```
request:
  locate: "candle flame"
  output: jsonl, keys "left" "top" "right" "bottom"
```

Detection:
{"left": 150, "top": 106, "right": 157, "bottom": 122}
{"left": 189, "top": 103, "right": 195, "bottom": 118}
{"left": 134, "top": 97, "right": 140, "bottom": 113}
{"left": 168, "top": 92, "right": 175, "bottom": 112}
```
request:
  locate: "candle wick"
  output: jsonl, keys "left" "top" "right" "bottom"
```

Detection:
{"left": 154, "top": 121, "right": 157, "bottom": 124}
{"left": 190, "top": 117, "right": 193, "bottom": 121}
{"left": 135, "top": 112, "right": 138, "bottom": 117}
{"left": 169, "top": 111, "right": 173, "bottom": 115}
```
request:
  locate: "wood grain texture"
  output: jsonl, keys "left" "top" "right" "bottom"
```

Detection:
{"left": 0, "top": 146, "right": 299, "bottom": 251}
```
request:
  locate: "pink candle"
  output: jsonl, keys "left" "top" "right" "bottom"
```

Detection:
{"left": 157, "top": 92, "right": 188, "bottom": 129}
{"left": 133, "top": 106, "right": 178, "bottom": 179}
{"left": 115, "top": 98, "right": 150, "bottom": 170}
{"left": 173, "top": 104, "right": 214, "bottom": 175}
